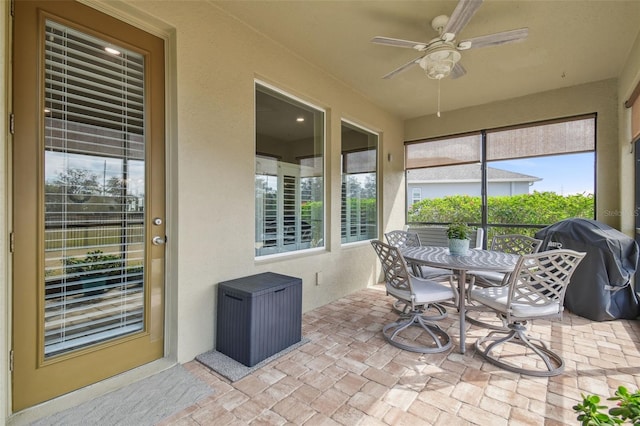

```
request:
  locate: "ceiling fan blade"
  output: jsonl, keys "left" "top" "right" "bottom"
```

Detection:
{"left": 371, "top": 36, "right": 427, "bottom": 50}
{"left": 382, "top": 55, "right": 424, "bottom": 79}
{"left": 442, "top": 0, "right": 483, "bottom": 37}
{"left": 451, "top": 62, "right": 467, "bottom": 79}
{"left": 462, "top": 28, "right": 529, "bottom": 49}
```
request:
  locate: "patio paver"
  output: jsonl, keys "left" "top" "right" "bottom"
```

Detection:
{"left": 156, "top": 285, "right": 639, "bottom": 425}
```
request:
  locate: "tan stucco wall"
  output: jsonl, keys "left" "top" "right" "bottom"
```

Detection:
{"left": 618, "top": 31, "right": 640, "bottom": 238}
{"left": 405, "top": 79, "right": 620, "bottom": 229}
{"left": 118, "top": 1, "right": 404, "bottom": 363}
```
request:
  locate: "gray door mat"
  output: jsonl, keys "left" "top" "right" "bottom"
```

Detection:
{"left": 31, "top": 364, "right": 213, "bottom": 426}
{"left": 196, "top": 338, "right": 309, "bottom": 382}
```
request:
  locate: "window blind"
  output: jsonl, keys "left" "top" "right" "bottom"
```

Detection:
{"left": 626, "top": 82, "right": 640, "bottom": 143}
{"left": 405, "top": 133, "right": 482, "bottom": 169}
{"left": 633, "top": 99, "right": 640, "bottom": 143}
{"left": 343, "top": 149, "right": 376, "bottom": 174}
{"left": 43, "top": 20, "right": 146, "bottom": 357}
{"left": 486, "top": 115, "right": 596, "bottom": 161}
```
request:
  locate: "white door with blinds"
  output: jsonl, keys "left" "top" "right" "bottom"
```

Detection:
{"left": 13, "top": 1, "right": 166, "bottom": 410}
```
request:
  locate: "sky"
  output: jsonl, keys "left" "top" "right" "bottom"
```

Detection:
{"left": 46, "top": 150, "right": 595, "bottom": 199}
{"left": 491, "top": 152, "right": 595, "bottom": 196}
{"left": 45, "top": 151, "right": 145, "bottom": 196}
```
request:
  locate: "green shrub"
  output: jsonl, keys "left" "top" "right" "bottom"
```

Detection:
{"left": 64, "top": 250, "right": 123, "bottom": 275}
{"left": 573, "top": 386, "right": 640, "bottom": 425}
{"left": 408, "top": 191, "right": 594, "bottom": 228}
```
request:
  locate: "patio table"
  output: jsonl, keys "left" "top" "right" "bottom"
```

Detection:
{"left": 400, "top": 246, "right": 520, "bottom": 354}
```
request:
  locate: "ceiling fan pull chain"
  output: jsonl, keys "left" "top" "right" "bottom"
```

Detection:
{"left": 437, "top": 78, "right": 442, "bottom": 118}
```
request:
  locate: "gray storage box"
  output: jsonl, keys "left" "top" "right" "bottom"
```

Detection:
{"left": 216, "top": 272, "right": 302, "bottom": 366}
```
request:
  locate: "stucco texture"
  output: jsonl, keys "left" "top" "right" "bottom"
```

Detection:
{"left": 127, "top": 1, "right": 404, "bottom": 362}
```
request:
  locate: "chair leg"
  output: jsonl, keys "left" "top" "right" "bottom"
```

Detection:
{"left": 383, "top": 309, "right": 452, "bottom": 354}
{"left": 465, "top": 308, "right": 509, "bottom": 330}
{"left": 466, "top": 278, "right": 508, "bottom": 330}
{"left": 392, "top": 299, "right": 410, "bottom": 314}
{"left": 392, "top": 301, "right": 447, "bottom": 320}
{"left": 474, "top": 320, "right": 564, "bottom": 377}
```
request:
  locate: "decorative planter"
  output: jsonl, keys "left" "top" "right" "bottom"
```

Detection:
{"left": 448, "top": 238, "right": 470, "bottom": 256}
{"left": 82, "top": 273, "right": 109, "bottom": 297}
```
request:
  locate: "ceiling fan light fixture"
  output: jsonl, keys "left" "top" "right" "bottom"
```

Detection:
{"left": 372, "top": 0, "right": 529, "bottom": 81}
{"left": 419, "top": 46, "right": 461, "bottom": 79}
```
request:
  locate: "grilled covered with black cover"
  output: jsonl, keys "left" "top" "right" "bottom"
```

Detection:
{"left": 535, "top": 218, "right": 639, "bottom": 321}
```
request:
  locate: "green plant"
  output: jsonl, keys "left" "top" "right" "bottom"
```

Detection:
{"left": 64, "top": 250, "right": 123, "bottom": 275}
{"left": 573, "top": 386, "right": 640, "bottom": 425}
{"left": 64, "top": 250, "right": 125, "bottom": 296}
{"left": 446, "top": 222, "right": 471, "bottom": 240}
{"left": 408, "top": 191, "right": 594, "bottom": 226}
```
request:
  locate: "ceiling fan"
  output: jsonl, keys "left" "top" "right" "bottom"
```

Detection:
{"left": 371, "top": 0, "right": 528, "bottom": 81}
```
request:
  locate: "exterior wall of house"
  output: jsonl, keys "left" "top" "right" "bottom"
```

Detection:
{"left": 405, "top": 79, "right": 620, "bottom": 229}
{"left": 114, "top": 1, "right": 405, "bottom": 362}
{"left": 407, "top": 181, "right": 531, "bottom": 209}
{"left": 618, "top": 31, "right": 640, "bottom": 239}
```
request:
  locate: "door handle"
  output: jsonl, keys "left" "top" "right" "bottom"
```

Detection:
{"left": 152, "top": 236, "right": 166, "bottom": 246}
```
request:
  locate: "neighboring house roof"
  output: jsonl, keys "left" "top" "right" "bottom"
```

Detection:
{"left": 406, "top": 164, "right": 541, "bottom": 184}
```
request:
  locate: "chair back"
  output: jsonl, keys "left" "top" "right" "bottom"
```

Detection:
{"left": 505, "top": 249, "right": 586, "bottom": 317}
{"left": 385, "top": 230, "right": 420, "bottom": 248}
{"left": 490, "top": 234, "right": 543, "bottom": 255}
{"left": 406, "top": 225, "right": 483, "bottom": 249}
{"left": 371, "top": 240, "right": 411, "bottom": 292}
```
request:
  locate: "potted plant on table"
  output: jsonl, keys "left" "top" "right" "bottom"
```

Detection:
{"left": 446, "top": 222, "right": 471, "bottom": 255}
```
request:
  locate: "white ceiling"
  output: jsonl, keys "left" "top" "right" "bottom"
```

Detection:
{"left": 211, "top": 0, "right": 640, "bottom": 120}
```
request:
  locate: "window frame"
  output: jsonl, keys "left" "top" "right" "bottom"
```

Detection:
{"left": 254, "top": 81, "right": 326, "bottom": 259}
{"left": 340, "top": 119, "right": 379, "bottom": 245}
{"left": 404, "top": 114, "right": 597, "bottom": 238}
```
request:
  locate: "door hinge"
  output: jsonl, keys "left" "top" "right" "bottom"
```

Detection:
{"left": 9, "top": 232, "right": 14, "bottom": 253}
{"left": 9, "top": 350, "right": 14, "bottom": 372}
{"left": 9, "top": 113, "right": 15, "bottom": 135}
{"left": 10, "top": 0, "right": 14, "bottom": 17}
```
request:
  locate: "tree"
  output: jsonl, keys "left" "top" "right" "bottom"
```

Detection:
{"left": 53, "top": 168, "right": 101, "bottom": 202}
{"left": 45, "top": 168, "right": 102, "bottom": 213}
{"left": 104, "top": 176, "right": 125, "bottom": 197}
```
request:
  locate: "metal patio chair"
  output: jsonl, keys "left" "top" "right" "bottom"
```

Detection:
{"left": 468, "top": 234, "right": 543, "bottom": 288}
{"left": 385, "top": 230, "right": 454, "bottom": 281}
{"left": 470, "top": 249, "right": 585, "bottom": 376}
{"left": 466, "top": 234, "right": 543, "bottom": 329}
{"left": 371, "top": 240, "right": 456, "bottom": 353}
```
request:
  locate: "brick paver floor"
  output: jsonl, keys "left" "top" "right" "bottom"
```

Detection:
{"left": 158, "top": 285, "right": 640, "bottom": 425}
